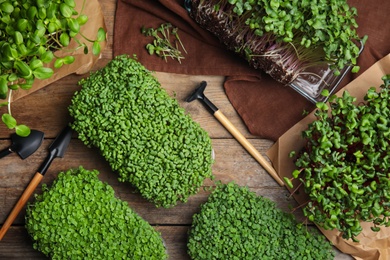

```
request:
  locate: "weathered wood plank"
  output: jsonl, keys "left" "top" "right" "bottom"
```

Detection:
{"left": 0, "top": 0, "right": 353, "bottom": 259}
{"left": 0, "top": 226, "right": 353, "bottom": 260}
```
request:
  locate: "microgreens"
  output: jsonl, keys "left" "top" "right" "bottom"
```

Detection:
{"left": 288, "top": 75, "right": 390, "bottom": 241}
{"left": 187, "top": 0, "right": 365, "bottom": 84}
{"left": 68, "top": 55, "right": 214, "bottom": 208}
{"left": 25, "top": 167, "right": 168, "bottom": 259}
{"left": 188, "top": 182, "right": 334, "bottom": 259}
{"left": 0, "top": 0, "right": 106, "bottom": 135}
{"left": 141, "top": 23, "right": 187, "bottom": 63}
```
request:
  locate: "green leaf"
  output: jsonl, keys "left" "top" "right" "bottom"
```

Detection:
{"left": 54, "top": 58, "right": 64, "bottom": 69}
{"left": 0, "top": 78, "right": 8, "bottom": 99}
{"left": 2, "top": 114, "right": 17, "bottom": 129}
{"left": 67, "top": 18, "right": 80, "bottom": 33}
{"left": 60, "top": 32, "right": 70, "bottom": 47}
{"left": 77, "top": 14, "right": 88, "bottom": 25}
{"left": 33, "top": 67, "right": 54, "bottom": 79}
{"left": 41, "top": 51, "right": 54, "bottom": 63}
{"left": 97, "top": 27, "right": 106, "bottom": 42}
{"left": 65, "top": 0, "right": 76, "bottom": 8}
{"left": 0, "top": 2, "right": 14, "bottom": 13}
{"left": 15, "top": 125, "right": 31, "bottom": 137}
{"left": 16, "top": 19, "right": 29, "bottom": 32}
{"left": 30, "top": 59, "right": 44, "bottom": 70}
{"left": 284, "top": 177, "right": 294, "bottom": 189}
{"left": 60, "top": 3, "right": 73, "bottom": 18}
{"left": 14, "top": 60, "right": 33, "bottom": 78}
{"left": 92, "top": 41, "right": 101, "bottom": 55}
{"left": 63, "top": 56, "right": 75, "bottom": 65}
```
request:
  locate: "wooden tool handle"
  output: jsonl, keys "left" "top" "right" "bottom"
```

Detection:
{"left": 214, "top": 110, "right": 285, "bottom": 186}
{"left": 0, "top": 172, "right": 43, "bottom": 241}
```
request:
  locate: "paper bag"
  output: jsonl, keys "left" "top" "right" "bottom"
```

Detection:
{"left": 267, "top": 54, "right": 390, "bottom": 260}
{"left": 8, "top": 0, "right": 106, "bottom": 102}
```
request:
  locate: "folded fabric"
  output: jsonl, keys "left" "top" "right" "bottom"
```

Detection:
{"left": 114, "top": 0, "right": 390, "bottom": 141}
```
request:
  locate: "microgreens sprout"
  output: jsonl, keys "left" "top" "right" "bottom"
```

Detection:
{"left": 0, "top": 0, "right": 106, "bottom": 135}
{"left": 289, "top": 75, "right": 390, "bottom": 241}
{"left": 68, "top": 55, "right": 214, "bottom": 208}
{"left": 142, "top": 23, "right": 187, "bottom": 63}
{"left": 187, "top": 0, "right": 365, "bottom": 84}
{"left": 188, "top": 182, "right": 334, "bottom": 259}
{"left": 25, "top": 167, "right": 168, "bottom": 259}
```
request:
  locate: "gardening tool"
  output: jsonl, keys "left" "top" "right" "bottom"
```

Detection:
{"left": 0, "top": 125, "right": 73, "bottom": 241}
{"left": 186, "top": 81, "right": 284, "bottom": 186}
{"left": 0, "top": 130, "right": 44, "bottom": 159}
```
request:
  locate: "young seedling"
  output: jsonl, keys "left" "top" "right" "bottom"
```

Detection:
{"left": 142, "top": 23, "right": 187, "bottom": 63}
{"left": 187, "top": 0, "right": 365, "bottom": 84}
{"left": 289, "top": 75, "right": 390, "bottom": 241}
{"left": 0, "top": 0, "right": 106, "bottom": 135}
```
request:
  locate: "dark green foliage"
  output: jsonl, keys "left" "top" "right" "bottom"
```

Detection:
{"left": 25, "top": 167, "right": 167, "bottom": 260}
{"left": 290, "top": 75, "right": 390, "bottom": 241}
{"left": 68, "top": 55, "right": 214, "bottom": 208}
{"left": 187, "top": 182, "right": 334, "bottom": 260}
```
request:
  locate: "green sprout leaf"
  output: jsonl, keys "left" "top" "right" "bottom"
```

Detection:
{"left": 0, "top": 0, "right": 106, "bottom": 135}
{"left": 0, "top": 78, "right": 8, "bottom": 99}
{"left": 92, "top": 41, "right": 101, "bottom": 56}
{"left": 15, "top": 124, "right": 31, "bottom": 137}
{"left": 2, "top": 113, "right": 17, "bottom": 129}
{"left": 97, "top": 27, "right": 106, "bottom": 42}
{"left": 290, "top": 75, "right": 390, "bottom": 241}
{"left": 33, "top": 67, "right": 54, "bottom": 79}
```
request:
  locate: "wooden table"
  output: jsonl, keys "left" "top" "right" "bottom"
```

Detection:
{"left": 0, "top": 0, "right": 351, "bottom": 258}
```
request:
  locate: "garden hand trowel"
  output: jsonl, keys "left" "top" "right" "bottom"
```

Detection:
{"left": 0, "top": 125, "right": 73, "bottom": 241}
{"left": 0, "top": 130, "right": 44, "bottom": 159}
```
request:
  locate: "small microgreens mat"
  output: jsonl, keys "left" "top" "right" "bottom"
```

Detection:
{"left": 187, "top": 182, "right": 334, "bottom": 259}
{"left": 25, "top": 167, "right": 167, "bottom": 259}
{"left": 68, "top": 55, "right": 214, "bottom": 207}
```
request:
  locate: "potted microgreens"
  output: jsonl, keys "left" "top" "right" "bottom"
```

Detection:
{"left": 26, "top": 167, "right": 168, "bottom": 259}
{"left": 185, "top": 0, "right": 365, "bottom": 86}
{"left": 187, "top": 182, "right": 334, "bottom": 259}
{"left": 0, "top": 0, "right": 106, "bottom": 136}
{"left": 285, "top": 75, "right": 390, "bottom": 242}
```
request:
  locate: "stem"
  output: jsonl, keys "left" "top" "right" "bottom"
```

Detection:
{"left": 288, "top": 181, "right": 304, "bottom": 199}
{"left": 291, "top": 199, "right": 310, "bottom": 213}
{"left": 7, "top": 89, "right": 12, "bottom": 116}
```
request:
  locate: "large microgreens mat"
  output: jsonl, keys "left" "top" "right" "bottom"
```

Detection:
{"left": 68, "top": 55, "right": 214, "bottom": 207}
{"left": 25, "top": 167, "right": 167, "bottom": 259}
{"left": 187, "top": 182, "right": 334, "bottom": 259}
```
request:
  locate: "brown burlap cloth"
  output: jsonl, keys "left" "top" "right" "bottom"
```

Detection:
{"left": 114, "top": 0, "right": 390, "bottom": 141}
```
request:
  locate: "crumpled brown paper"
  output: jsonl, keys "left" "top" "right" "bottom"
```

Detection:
{"left": 8, "top": 0, "right": 106, "bottom": 102}
{"left": 267, "top": 54, "right": 390, "bottom": 260}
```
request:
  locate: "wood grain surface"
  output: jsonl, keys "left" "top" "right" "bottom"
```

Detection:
{"left": 0, "top": 0, "right": 351, "bottom": 259}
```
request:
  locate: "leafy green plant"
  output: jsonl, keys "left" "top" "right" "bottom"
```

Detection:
{"left": 142, "top": 23, "right": 187, "bottom": 63}
{"left": 0, "top": 0, "right": 106, "bottom": 136}
{"left": 25, "top": 166, "right": 167, "bottom": 259}
{"left": 287, "top": 75, "right": 390, "bottom": 241}
{"left": 186, "top": 0, "right": 365, "bottom": 84}
{"left": 187, "top": 182, "right": 334, "bottom": 259}
{"left": 68, "top": 55, "right": 214, "bottom": 208}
